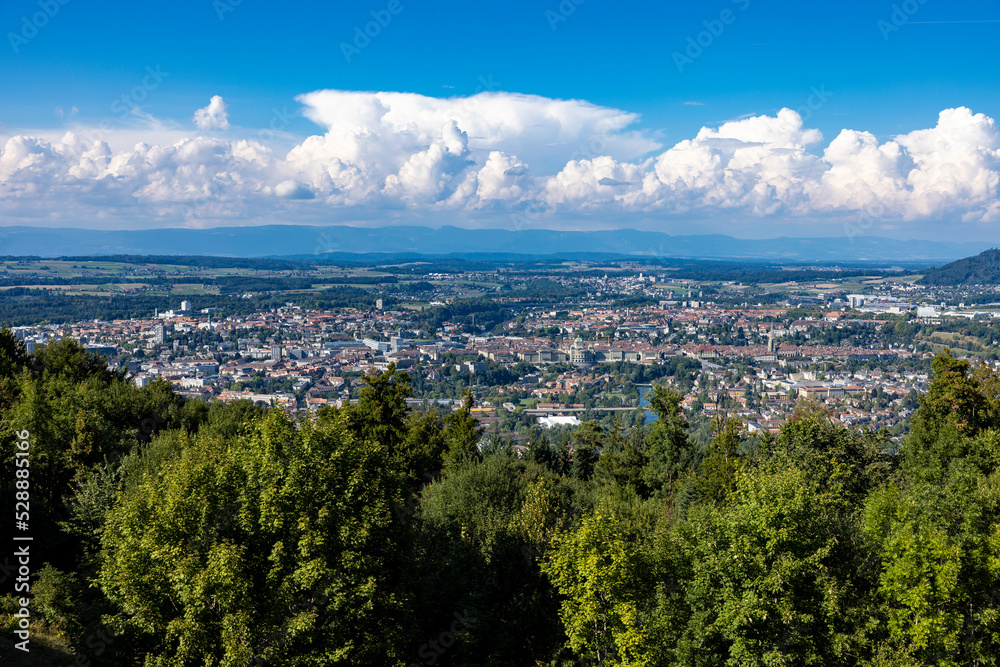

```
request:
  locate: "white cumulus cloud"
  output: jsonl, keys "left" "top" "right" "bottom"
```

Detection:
{"left": 193, "top": 95, "right": 230, "bottom": 131}
{"left": 0, "top": 90, "right": 997, "bottom": 238}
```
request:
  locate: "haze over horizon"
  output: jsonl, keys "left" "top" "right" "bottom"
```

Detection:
{"left": 2, "top": 0, "right": 999, "bottom": 242}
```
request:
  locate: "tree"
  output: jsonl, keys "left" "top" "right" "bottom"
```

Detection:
{"left": 904, "top": 349, "right": 1000, "bottom": 480}
{"left": 861, "top": 352, "right": 1000, "bottom": 664}
{"left": 99, "top": 410, "right": 409, "bottom": 665}
{"left": 334, "top": 363, "right": 412, "bottom": 455}
{"left": 543, "top": 496, "right": 668, "bottom": 666}
{"left": 684, "top": 417, "right": 747, "bottom": 506}
{"left": 571, "top": 420, "right": 604, "bottom": 481}
{"left": 0, "top": 327, "right": 29, "bottom": 395}
{"left": 525, "top": 429, "right": 556, "bottom": 469}
{"left": 595, "top": 420, "right": 650, "bottom": 495}
{"left": 674, "top": 465, "right": 874, "bottom": 666}
{"left": 397, "top": 409, "right": 448, "bottom": 485}
{"left": 443, "top": 392, "right": 484, "bottom": 469}
{"left": 769, "top": 401, "right": 894, "bottom": 505}
{"left": 864, "top": 465, "right": 1000, "bottom": 665}
{"left": 642, "top": 385, "right": 699, "bottom": 498}
{"left": 0, "top": 340, "right": 185, "bottom": 580}
{"left": 417, "top": 457, "right": 570, "bottom": 664}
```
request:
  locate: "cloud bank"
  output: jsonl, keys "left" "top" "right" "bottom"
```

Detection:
{"left": 0, "top": 89, "right": 997, "bottom": 235}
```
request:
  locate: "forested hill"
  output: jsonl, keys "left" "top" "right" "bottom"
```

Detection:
{"left": 919, "top": 247, "right": 1000, "bottom": 285}
{"left": 4, "top": 334, "right": 1000, "bottom": 664}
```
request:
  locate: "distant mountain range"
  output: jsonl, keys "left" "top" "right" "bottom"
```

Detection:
{"left": 919, "top": 248, "right": 1000, "bottom": 285}
{"left": 0, "top": 225, "right": 992, "bottom": 264}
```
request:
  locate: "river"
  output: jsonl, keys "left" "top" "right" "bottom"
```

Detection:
{"left": 637, "top": 384, "right": 656, "bottom": 424}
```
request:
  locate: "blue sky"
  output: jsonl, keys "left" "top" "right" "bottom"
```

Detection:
{"left": 1, "top": 0, "right": 999, "bottom": 239}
